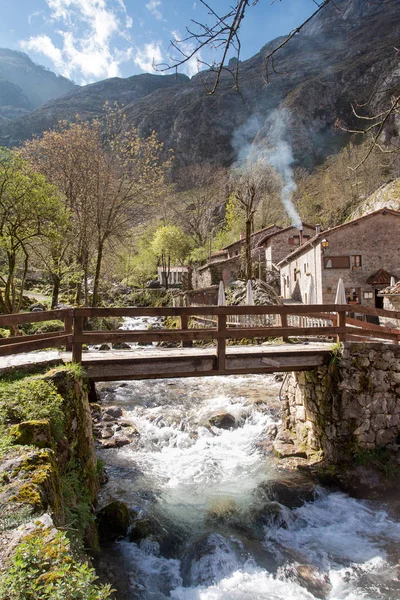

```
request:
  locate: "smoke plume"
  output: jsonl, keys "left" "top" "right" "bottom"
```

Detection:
{"left": 232, "top": 108, "right": 302, "bottom": 228}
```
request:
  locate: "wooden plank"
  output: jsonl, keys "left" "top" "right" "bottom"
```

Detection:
{"left": 76, "top": 325, "right": 341, "bottom": 344}
{"left": 345, "top": 326, "right": 398, "bottom": 342}
{"left": 73, "top": 304, "right": 341, "bottom": 318}
{"left": 346, "top": 317, "right": 400, "bottom": 335}
{"left": 0, "top": 335, "right": 69, "bottom": 356}
{"left": 0, "top": 330, "right": 68, "bottom": 347}
{"left": 0, "top": 308, "right": 71, "bottom": 327}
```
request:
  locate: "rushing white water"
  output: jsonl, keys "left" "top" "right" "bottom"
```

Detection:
{"left": 97, "top": 373, "right": 400, "bottom": 600}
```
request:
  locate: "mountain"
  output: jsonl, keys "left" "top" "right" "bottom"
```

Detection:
{"left": 0, "top": 48, "right": 75, "bottom": 122}
{"left": 351, "top": 180, "right": 400, "bottom": 218}
{"left": 0, "top": 0, "right": 399, "bottom": 170}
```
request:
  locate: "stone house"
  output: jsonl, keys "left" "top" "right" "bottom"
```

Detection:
{"left": 193, "top": 223, "right": 314, "bottom": 288}
{"left": 257, "top": 223, "right": 315, "bottom": 270}
{"left": 278, "top": 209, "right": 400, "bottom": 307}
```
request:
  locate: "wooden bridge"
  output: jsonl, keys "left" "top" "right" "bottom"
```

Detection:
{"left": 0, "top": 304, "right": 399, "bottom": 381}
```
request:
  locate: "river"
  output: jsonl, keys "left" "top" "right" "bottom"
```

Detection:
{"left": 95, "top": 370, "right": 400, "bottom": 600}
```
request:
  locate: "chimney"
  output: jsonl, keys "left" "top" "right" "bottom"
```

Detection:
{"left": 315, "top": 224, "right": 321, "bottom": 235}
{"left": 299, "top": 223, "right": 304, "bottom": 245}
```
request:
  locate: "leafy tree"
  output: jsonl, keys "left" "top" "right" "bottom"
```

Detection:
{"left": 21, "top": 105, "right": 173, "bottom": 306}
{"left": 0, "top": 148, "right": 64, "bottom": 314}
{"left": 151, "top": 225, "right": 191, "bottom": 289}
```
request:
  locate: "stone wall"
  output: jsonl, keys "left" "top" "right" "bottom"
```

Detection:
{"left": 281, "top": 342, "right": 400, "bottom": 461}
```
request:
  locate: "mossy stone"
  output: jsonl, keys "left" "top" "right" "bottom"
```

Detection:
{"left": 9, "top": 419, "right": 53, "bottom": 449}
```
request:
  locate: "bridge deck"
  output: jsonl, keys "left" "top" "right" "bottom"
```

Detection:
{"left": 59, "top": 343, "right": 332, "bottom": 381}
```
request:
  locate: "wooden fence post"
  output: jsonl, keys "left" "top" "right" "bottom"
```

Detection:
{"left": 72, "top": 315, "right": 83, "bottom": 363}
{"left": 180, "top": 314, "right": 193, "bottom": 348}
{"left": 64, "top": 310, "right": 73, "bottom": 352}
{"left": 337, "top": 309, "right": 346, "bottom": 343}
{"left": 217, "top": 314, "right": 226, "bottom": 371}
{"left": 280, "top": 312, "right": 289, "bottom": 343}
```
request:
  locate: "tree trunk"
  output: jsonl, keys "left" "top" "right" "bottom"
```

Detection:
{"left": 51, "top": 275, "right": 61, "bottom": 309}
{"left": 92, "top": 241, "right": 104, "bottom": 307}
{"left": 245, "top": 218, "right": 252, "bottom": 281}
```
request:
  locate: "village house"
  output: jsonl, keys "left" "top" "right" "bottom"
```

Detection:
{"left": 157, "top": 265, "right": 188, "bottom": 287}
{"left": 193, "top": 223, "right": 315, "bottom": 289}
{"left": 278, "top": 209, "right": 400, "bottom": 308}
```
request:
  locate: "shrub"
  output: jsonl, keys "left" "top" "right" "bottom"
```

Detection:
{"left": 0, "top": 527, "right": 113, "bottom": 600}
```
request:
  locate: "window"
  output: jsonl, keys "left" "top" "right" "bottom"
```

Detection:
{"left": 294, "top": 269, "right": 297, "bottom": 282}
{"left": 289, "top": 236, "right": 300, "bottom": 246}
{"left": 352, "top": 255, "right": 362, "bottom": 267}
{"left": 345, "top": 287, "right": 361, "bottom": 304}
{"left": 363, "top": 291, "right": 374, "bottom": 299}
{"left": 323, "top": 256, "right": 350, "bottom": 269}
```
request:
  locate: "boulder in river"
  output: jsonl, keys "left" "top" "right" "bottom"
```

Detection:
{"left": 257, "top": 474, "right": 319, "bottom": 509}
{"left": 103, "top": 406, "right": 123, "bottom": 418}
{"left": 180, "top": 532, "right": 245, "bottom": 587}
{"left": 281, "top": 564, "right": 332, "bottom": 599}
{"left": 208, "top": 412, "right": 236, "bottom": 430}
{"left": 97, "top": 500, "right": 130, "bottom": 541}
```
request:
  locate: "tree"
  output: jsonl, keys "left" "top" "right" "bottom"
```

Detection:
{"left": 21, "top": 105, "right": 173, "bottom": 306}
{"left": 0, "top": 148, "right": 64, "bottom": 314}
{"left": 168, "top": 163, "right": 228, "bottom": 247}
{"left": 232, "top": 161, "right": 279, "bottom": 280}
{"left": 151, "top": 225, "right": 191, "bottom": 289}
{"left": 158, "top": 0, "right": 333, "bottom": 93}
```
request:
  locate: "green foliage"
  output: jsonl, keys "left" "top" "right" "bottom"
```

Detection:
{"left": 151, "top": 225, "right": 191, "bottom": 265}
{"left": 22, "top": 320, "right": 64, "bottom": 335}
{"left": 0, "top": 379, "right": 65, "bottom": 440}
{"left": 0, "top": 527, "right": 113, "bottom": 600}
{"left": 352, "top": 446, "right": 399, "bottom": 478}
{"left": 213, "top": 193, "right": 244, "bottom": 250}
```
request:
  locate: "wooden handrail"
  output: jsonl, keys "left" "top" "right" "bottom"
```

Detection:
{"left": 0, "top": 304, "right": 398, "bottom": 365}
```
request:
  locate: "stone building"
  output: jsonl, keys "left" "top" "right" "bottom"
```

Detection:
{"left": 257, "top": 223, "right": 315, "bottom": 270}
{"left": 278, "top": 209, "right": 400, "bottom": 307}
{"left": 193, "top": 223, "right": 314, "bottom": 288}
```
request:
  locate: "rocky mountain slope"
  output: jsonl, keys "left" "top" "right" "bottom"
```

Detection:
{"left": 0, "top": 49, "right": 75, "bottom": 122}
{"left": 0, "top": 0, "right": 399, "bottom": 170}
{"left": 351, "top": 179, "right": 400, "bottom": 217}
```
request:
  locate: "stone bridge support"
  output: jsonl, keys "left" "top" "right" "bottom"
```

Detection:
{"left": 281, "top": 343, "right": 400, "bottom": 461}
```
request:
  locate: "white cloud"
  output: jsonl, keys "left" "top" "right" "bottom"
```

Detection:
{"left": 21, "top": 0, "right": 134, "bottom": 83}
{"left": 146, "top": 0, "right": 163, "bottom": 21}
{"left": 134, "top": 41, "right": 164, "bottom": 73}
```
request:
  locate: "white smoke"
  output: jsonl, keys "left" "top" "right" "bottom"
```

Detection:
{"left": 232, "top": 108, "right": 302, "bottom": 228}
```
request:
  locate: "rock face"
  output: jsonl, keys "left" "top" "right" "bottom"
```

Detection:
{"left": 0, "top": 0, "right": 399, "bottom": 170}
{"left": 0, "top": 48, "right": 75, "bottom": 122}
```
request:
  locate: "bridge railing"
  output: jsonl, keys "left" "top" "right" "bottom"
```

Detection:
{"left": 0, "top": 304, "right": 399, "bottom": 364}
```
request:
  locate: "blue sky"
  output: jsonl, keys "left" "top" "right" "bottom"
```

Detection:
{"left": 0, "top": 0, "right": 317, "bottom": 85}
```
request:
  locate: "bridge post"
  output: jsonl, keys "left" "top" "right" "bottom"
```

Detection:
{"left": 217, "top": 314, "right": 226, "bottom": 371}
{"left": 72, "top": 315, "right": 83, "bottom": 364}
{"left": 180, "top": 314, "right": 193, "bottom": 348}
{"left": 337, "top": 309, "right": 347, "bottom": 343}
{"left": 64, "top": 310, "right": 73, "bottom": 352}
{"left": 280, "top": 312, "right": 289, "bottom": 343}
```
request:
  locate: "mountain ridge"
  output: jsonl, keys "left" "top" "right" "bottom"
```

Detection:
{"left": 0, "top": 0, "right": 399, "bottom": 172}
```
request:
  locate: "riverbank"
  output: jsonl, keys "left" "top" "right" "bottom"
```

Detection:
{"left": 0, "top": 365, "right": 112, "bottom": 599}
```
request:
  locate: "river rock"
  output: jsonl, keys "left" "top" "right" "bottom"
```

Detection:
{"left": 180, "top": 533, "right": 244, "bottom": 587}
{"left": 98, "top": 343, "right": 111, "bottom": 351}
{"left": 97, "top": 500, "right": 130, "bottom": 541}
{"left": 252, "top": 501, "right": 291, "bottom": 529}
{"left": 282, "top": 564, "right": 332, "bottom": 599}
{"left": 257, "top": 474, "right": 319, "bottom": 509}
{"left": 101, "top": 436, "right": 131, "bottom": 449}
{"left": 112, "top": 342, "right": 131, "bottom": 350}
{"left": 104, "top": 406, "right": 123, "bottom": 418}
{"left": 208, "top": 412, "right": 236, "bottom": 429}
